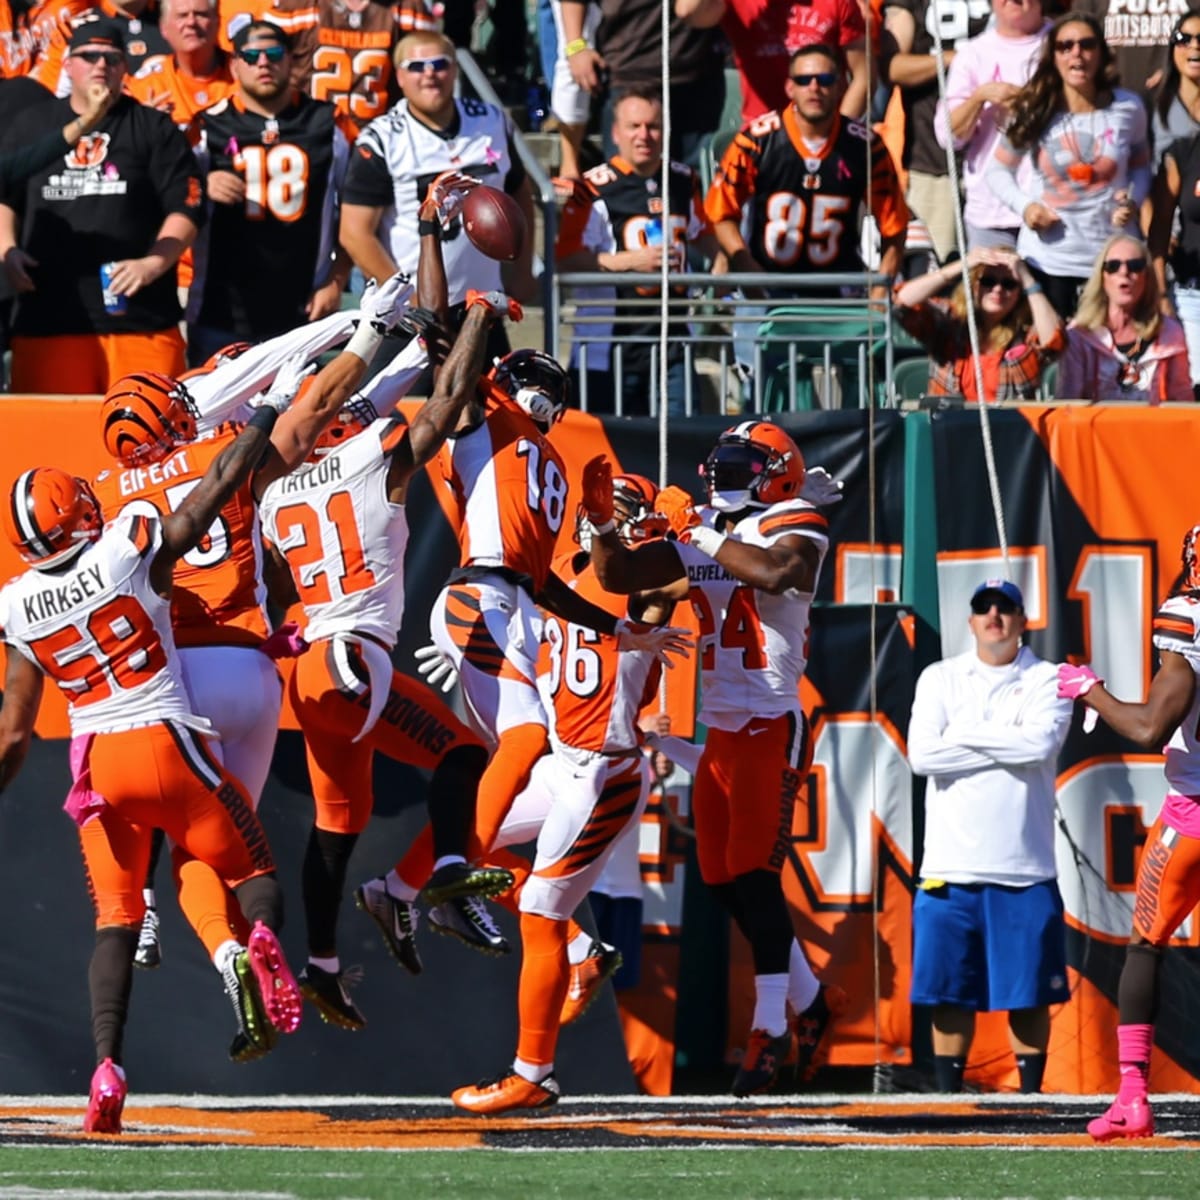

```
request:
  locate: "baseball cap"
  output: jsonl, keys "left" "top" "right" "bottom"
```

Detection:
{"left": 231, "top": 19, "right": 292, "bottom": 52}
{"left": 970, "top": 579, "right": 1024, "bottom": 610}
{"left": 68, "top": 16, "right": 127, "bottom": 53}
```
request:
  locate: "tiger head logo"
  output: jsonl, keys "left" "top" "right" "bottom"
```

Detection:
{"left": 67, "top": 133, "right": 111, "bottom": 169}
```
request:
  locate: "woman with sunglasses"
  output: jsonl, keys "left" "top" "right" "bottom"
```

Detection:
{"left": 1150, "top": 13, "right": 1200, "bottom": 172}
{"left": 892, "top": 245, "right": 1063, "bottom": 402}
{"left": 986, "top": 13, "right": 1150, "bottom": 320}
{"left": 1057, "top": 234, "right": 1192, "bottom": 403}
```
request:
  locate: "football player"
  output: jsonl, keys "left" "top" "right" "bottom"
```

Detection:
{"left": 582, "top": 422, "right": 848, "bottom": 1096}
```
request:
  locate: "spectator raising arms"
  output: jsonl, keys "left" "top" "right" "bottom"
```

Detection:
{"left": 1057, "top": 235, "right": 1192, "bottom": 404}
{"left": 987, "top": 14, "right": 1151, "bottom": 319}
{"left": 892, "top": 246, "right": 1063, "bottom": 403}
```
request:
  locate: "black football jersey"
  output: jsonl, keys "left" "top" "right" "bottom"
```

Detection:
{"left": 190, "top": 92, "right": 352, "bottom": 340}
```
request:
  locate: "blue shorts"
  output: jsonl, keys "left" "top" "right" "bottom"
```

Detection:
{"left": 910, "top": 879, "right": 1070, "bottom": 1011}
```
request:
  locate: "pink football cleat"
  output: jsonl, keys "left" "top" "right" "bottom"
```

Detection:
{"left": 83, "top": 1058, "right": 126, "bottom": 1134}
{"left": 247, "top": 921, "right": 303, "bottom": 1034}
{"left": 1087, "top": 1094, "right": 1155, "bottom": 1141}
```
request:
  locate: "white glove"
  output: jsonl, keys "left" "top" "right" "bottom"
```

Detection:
{"left": 260, "top": 353, "right": 316, "bottom": 414}
{"left": 688, "top": 523, "right": 727, "bottom": 559}
{"left": 414, "top": 642, "right": 458, "bottom": 693}
{"left": 614, "top": 620, "right": 693, "bottom": 669}
{"left": 360, "top": 271, "right": 414, "bottom": 332}
{"left": 799, "top": 466, "right": 844, "bottom": 507}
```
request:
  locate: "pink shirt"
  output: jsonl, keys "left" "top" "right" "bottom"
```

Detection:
{"left": 1160, "top": 793, "right": 1200, "bottom": 840}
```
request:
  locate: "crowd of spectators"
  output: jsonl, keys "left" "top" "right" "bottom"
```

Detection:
{"left": 1, "top": 0, "right": 1200, "bottom": 403}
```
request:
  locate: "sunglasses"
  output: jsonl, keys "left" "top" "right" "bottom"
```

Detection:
{"left": 1174, "top": 30, "right": 1200, "bottom": 46}
{"left": 238, "top": 44, "right": 287, "bottom": 64}
{"left": 979, "top": 274, "right": 1020, "bottom": 292}
{"left": 790, "top": 71, "right": 838, "bottom": 88}
{"left": 970, "top": 595, "right": 1019, "bottom": 616}
{"left": 1054, "top": 35, "right": 1099, "bottom": 53}
{"left": 401, "top": 55, "right": 453, "bottom": 73}
{"left": 1102, "top": 256, "right": 1146, "bottom": 274}
{"left": 73, "top": 49, "right": 124, "bottom": 64}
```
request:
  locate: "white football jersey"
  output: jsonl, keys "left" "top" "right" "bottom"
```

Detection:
{"left": 675, "top": 499, "right": 829, "bottom": 731}
{"left": 0, "top": 510, "right": 200, "bottom": 737}
{"left": 344, "top": 96, "right": 518, "bottom": 304}
{"left": 1153, "top": 593, "right": 1200, "bottom": 794}
{"left": 258, "top": 419, "right": 410, "bottom": 646}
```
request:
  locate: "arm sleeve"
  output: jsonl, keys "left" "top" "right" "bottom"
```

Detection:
{"left": 985, "top": 136, "right": 1035, "bottom": 218}
{"left": 147, "top": 110, "right": 206, "bottom": 226}
{"left": 705, "top": 127, "right": 758, "bottom": 226}
{"left": 934, "top": 48, "right": 974, "bottom": 152}
{"left": 1126, "top": 101, "right": 1152, "bottom": 207}
{"left": 945, "top": 678, "right": 1072, "bottom": 765}
{"left": 906, "top": 667, "right": 997, "bottom": 775}
{"left": 341, "top": 127, "right": 396, "bottom": 207}
{"left": 870, "top": 135, "right": 909, "bottom": 238}
{"left": 1054, "top": 328, "right": 1086, "bottom": 400}
{"left": 359, "top": 335, "right": 430, "bottom": 410}
{"left": 0, "top": 127, "right": 70, "bottom": 190}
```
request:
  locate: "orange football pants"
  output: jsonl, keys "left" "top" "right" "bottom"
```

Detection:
{"left": 79, "top": 722, "right": 276, "bottom": 928}
{"left": 1132, "top": 817, "right": 1200, "bottom": 944}
{"left": 11, "top": 328, "right": 186, "bottom": 395}
{"left": 290, "top": 638, "right": 485, "bottom": 835}
{"left": 692, "top": 711, "right": 808, "bottom": 886}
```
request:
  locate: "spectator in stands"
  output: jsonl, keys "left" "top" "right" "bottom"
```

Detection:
{"left": 1058, "top": 528, "right": 1200, "bottom": 1141}
{"left": 551, "top": 0, "right": 602, "bottom": 179}
{"left": 893, "top": 246, "right": 1063, "bottom": 402}
{"left": 187, "top": 20, "right": 353, "bottom": 362}
{"left": 1150, "top": 13, "right": 1200, "bottom": 174}
{"left": 907, "top": 579, "right": 1073, "bottom": 1094}
{"left": 0, "top": 18, "right": 203, "bottom": 393}
{"left": 712, "top": 0, "right": 870, "bottom": 125}
{"left": 1073, "top": 0, "right": 1174, "bottom": 105}
{"left": 882, "top": 0, "right": 989, "bottom": 264}
{"left": 563, "top": 0, "right": 726, "bottom": 171}
{"left": 1150, "top": 114, "right": 1200, "bottom": 400}
{"left": 339, "top": 30, "right": 536, "bottom": 362}
{"left": 33, "top": 0, "right": 169, "bottom": 92}
{"left": 3, "top": 0, "right": 102, "bottom": 84}
{"left": 706, "top": 44, "right": 907, "bottom": 296}
{"left": 1057, "top": 234, "right": 1192, "bottom": 404}
{"left": 934, "top": 0, "right": 1048, "bottom": 253}
{"left": 555, "top": 87, "right": 719, "bottom": 415}
{"left": 126, "top": 0, "right": 235, "bottom": 126}
{"left": 987, "top": 14, "right": 1151, "bottom": 320}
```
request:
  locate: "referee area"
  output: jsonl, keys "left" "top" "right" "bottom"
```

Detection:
{"left": 2, "top": 1093, "right": 1199, "bottom": 1198}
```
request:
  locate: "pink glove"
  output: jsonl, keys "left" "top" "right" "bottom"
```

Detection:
{"left": 1057, "top": 663, "right": 1101, "bottom": 700}
{"left": 261, "top": 621, "right": 310, "bottom": 660}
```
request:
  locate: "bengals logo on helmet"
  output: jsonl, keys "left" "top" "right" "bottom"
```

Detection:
{"left": 100, "top": 372, "right": 199, "bottom": 468}
{"left": 67, "top": 133, "right": 111, "bottom": 169}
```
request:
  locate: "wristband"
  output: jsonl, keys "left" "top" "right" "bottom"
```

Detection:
{"left": 565, "top": 38, "right": 589, "bottom": 56}
{"left": 247, "top": 405, "right": 278, "bottom": 434}
{"left": 589, "top": 518, "right": 616, "bottom": 536}
{"left": 689, "top": 523, "right": 727, "bottom": 558}
{"left": 418, "top": 218, "right": 441, "bottom": 238}
{"left": 1023, "top": 282, "right": 1043, "bottom": 295}
{"left": 344, "top": 320, "right": 385, "bottom": 364}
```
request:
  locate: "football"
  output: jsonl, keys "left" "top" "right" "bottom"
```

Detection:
{"left": 461, "top": 186, "right": 526, "bottom": 262}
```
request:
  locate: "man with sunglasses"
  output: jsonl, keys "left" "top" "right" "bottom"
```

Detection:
{"left": 339, "top": 31, "right": 536, "bottom": 366}
{"left": 0, "top": 16, "right": 204, "bottom": 393}
{"left": 187, "top": 20, "right": 357, "bottom": 365}
{"left": 705, "top": 43, "right": 907, "bottom": 296}
{"left": 907, "top": 579, "right": 1073, "bottom": 1094}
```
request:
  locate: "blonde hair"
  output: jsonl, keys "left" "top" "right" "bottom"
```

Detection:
{"left": 393, "top": 31, "right": 456, "bottom": 70}
{"left": 1073, "top": 234, "right": 1162, "bottom": 341}
{"left": 948, "top": 264, "right": 1033, "bottom": 355}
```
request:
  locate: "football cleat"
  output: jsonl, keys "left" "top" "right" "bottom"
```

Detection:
{"left": 246, "top": 922, "right": 303, "bottom": 1035}
{"left": 418, "top": 861, "right": 514, "bottom": 907}
{"left": 83, "top": 1058, "right": 127, "bottom": 1134}
{"left": 355, "top": 877, "right": 423, "bottom": 975}
{"left": 731, "top": 1028, "right": 793, "bottom": 1097}
{"left": 228, "top": 1022, "right": 278, "bottom": 1065}
{"left": 452, "top": 1070, "right": 560, "bottom": 1115}
{"left": 560, "top": 940, "right": 623, "bottom": 1025}
{"left": 1087, "top": 1094, "right": 1155, "bottom": 1141}
{"left": 428, "top": 895, "right": 511, "bottom": 956}
{"left": 133, "top": 905, "right": 162, "bottom": 970}
{"left": 299, "top": 963, "right": 366, "bottom": 1031}
{"left": 793, "top": 983, "right": 849, "bottom": 1082}
{"left": 221, "top": 945, "right": 270, "bottom": 1051}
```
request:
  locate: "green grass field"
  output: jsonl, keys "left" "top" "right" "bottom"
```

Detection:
{"left": 1, "top": 1146, "right": 1198, "bottom": 1200}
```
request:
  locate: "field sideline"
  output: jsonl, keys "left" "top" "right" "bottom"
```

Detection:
{"left": 2, "top": 1093, "right": 1199, "bottom": 1198}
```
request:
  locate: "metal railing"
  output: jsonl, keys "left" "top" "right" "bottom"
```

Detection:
{"left": 551, "top": 271, "right": 898, "bottom": 415}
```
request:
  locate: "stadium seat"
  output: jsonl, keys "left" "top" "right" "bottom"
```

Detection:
{"left": 698, "top": 70, "right": 746, "bottom": 191}
{"left": 1039, "top": 360, "right": 1059, "bottom": 401}
{"left": 891, "top": 356, "right": 932, "bottom": 403}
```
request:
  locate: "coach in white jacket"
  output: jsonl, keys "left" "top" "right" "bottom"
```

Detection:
{"left": 907, "top": 578, "right": 1073, "bottom": 1093}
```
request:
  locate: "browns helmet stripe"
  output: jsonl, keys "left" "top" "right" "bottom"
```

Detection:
{"left": 9, "top": 469, "right": 55, "bottom": 561}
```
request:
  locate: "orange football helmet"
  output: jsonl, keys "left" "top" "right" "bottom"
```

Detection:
{"left": 308, "top": 394, "right": 378, "bottom": 460}
{"left": 3, "top": 467, "right": 102, "bottom": 568}
{"left": 180, "top": 341, "right": 253, "bottom": 383}
{"left": 101, "top": 372, "right": 199, "bottom": 467}
{"left": 701, "top": 420, "right": 806, "bottom": 512}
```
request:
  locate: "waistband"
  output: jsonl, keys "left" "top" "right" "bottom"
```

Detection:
{"left": 448, "top": 564, "right": 535, "bottom": 594}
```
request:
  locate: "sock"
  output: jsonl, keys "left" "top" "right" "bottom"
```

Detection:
{"left": 142, "top": 887, "right": 157, "bottom": 910}
{"left": 485, "top": 848, "right": 532, "bottom": 916}
{"left": 433, "top": 855, "right": 466, "bottom": 872}
{"left": 751, "top": 973, "right": 789, "bottom": 1037}
{"left": 428, "top": 743, "right": 488, "bottom": 860}
{"left": 933, "top": 1055, "right": 966, "bottom": 1092}
{"left": 474, "top": 723, "right": 549, "bottom": 852}
{"left": 233, "top": 873, "right": 284, "bottom": 932}
{"left": 788, "top": 940, "right": 820, "bottom": 1013}
{"left": 173, "top": 848, "right": 240, "bottom": 959}
{"left": 1116, "top": 1023, "right": 1153, "bottom": 1101}
{"left": 515, "top": 911, "right": 569, "bottom": 1069}
{"left": 301, "top": 826, "right": 359, "bottom": 957}
{"left": 309, "top": 954, "right": 340, "bottom": 973}
{"left": 567, "top": 927, "right": 593, "bottom": 965}
{"left": 1015, "top": 1052, "right": 1047, "bottom": 1093}
{"left": 89, "top": 927, "right": 138, "bottom": 1063}
{"left": 383, "top": 869, "right": 419, "bottom": 902}
{"left": 513, "top": 1055, "right": 553, "bottom": 1084}
{"left": 212, "top": 938, "right": 241, "bottom": 973}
